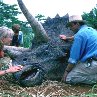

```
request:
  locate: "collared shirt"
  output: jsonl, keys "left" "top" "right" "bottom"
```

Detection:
{"left": 68, "top": 25, "right": 97, "bottom": 64}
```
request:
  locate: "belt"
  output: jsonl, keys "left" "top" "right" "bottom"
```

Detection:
{"left": 92, "top": 56, "right": 97, "bottom": 61}
{"left": 87, "top": 56, "right": 97, "bottom": 63}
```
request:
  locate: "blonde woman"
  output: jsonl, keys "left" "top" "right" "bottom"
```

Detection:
{"left": 0, "top": 26, "right": 23, "bottom": 76}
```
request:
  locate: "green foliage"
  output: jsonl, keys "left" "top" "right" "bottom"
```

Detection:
{"left": 82, "top": 5, "right": 97, "bottom": 29}
{"left": 35, "top": 14, "right": 46, "bottom": 21}
{"left": 23, "top": 27, "right": 34, "bottom": 48}
{"left": 0, "top": 2, "right": 21, "bottom": 27}
{"left": 19, "top": 22, "right": 34, "bottom": 48}
{"left": 0, "top": 2, "right": 49, "bottom": 48}
{"left": 0, "top": 1, "right": 34, "bottom": 48}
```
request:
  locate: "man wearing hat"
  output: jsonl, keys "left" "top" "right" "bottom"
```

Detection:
{"left": 61, "top": 15, "right": 97, "bottom": 85}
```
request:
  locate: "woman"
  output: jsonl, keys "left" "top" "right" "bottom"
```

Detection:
{"left": 0, "top": 26, "right": 23, "bottom": 76}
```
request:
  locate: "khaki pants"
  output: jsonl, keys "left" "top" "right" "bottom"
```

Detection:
{"left": 66, "top": 60, "right": 97, "bottom": 84}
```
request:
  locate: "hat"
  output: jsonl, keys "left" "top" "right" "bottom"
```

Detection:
{"left": 66, "top": 15, "right": 86, "bottom": 27}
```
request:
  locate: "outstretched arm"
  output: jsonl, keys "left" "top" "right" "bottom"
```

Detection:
{"left": 0, "top": 65, "right": 23, "bottom": 76}
{"left": 59, "top": 35, "right": 74, "bottom": 41}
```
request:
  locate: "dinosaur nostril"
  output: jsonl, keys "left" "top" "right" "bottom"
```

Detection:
{"left": 23, "top": 58, "right": 27, "bottom": 61}
{"left": 20, "top": 68, "right": 38, "bottom": 80}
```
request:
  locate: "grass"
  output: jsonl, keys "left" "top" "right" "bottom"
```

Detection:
{"left": 0, "top": 80, "right": 96, "bottom": 97}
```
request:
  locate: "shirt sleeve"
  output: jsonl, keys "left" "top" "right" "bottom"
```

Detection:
{"left": 18, "top": 31, "right": 23, "bottom": 45}
{"left": 68, "top": 35, "right": 83, "bottom": 64}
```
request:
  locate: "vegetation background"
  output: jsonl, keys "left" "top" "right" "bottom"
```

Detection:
{"left": 0, "top": 2, "right": 46, "bottom": 48}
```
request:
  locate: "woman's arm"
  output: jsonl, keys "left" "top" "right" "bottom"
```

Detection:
{"left": 0, "top": 70, "right": 8, "bottom": 76}
{"left": 0, "top": 65, "right": 23, "bottom": 76}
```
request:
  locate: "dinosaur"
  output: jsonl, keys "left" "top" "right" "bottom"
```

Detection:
{"left": 4, "top": 0, "right": 74, "bottom": 87}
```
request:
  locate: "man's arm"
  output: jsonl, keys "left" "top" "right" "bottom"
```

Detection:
{"left": 62, "top": 63, "right": 75, "bottom": 82}
{"left": 59, "top": 35, "right": 74, "bottom": 41}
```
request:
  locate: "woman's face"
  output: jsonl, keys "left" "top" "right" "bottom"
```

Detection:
{"left": 1, "top": 37, "right": 12, "bottom": 45}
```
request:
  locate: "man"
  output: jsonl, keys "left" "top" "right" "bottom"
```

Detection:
{"left": 12, "top": 24, "right": 23, "bottom": 47}
{"left": 61, "top": 15, "right": 97, "bottom": 85}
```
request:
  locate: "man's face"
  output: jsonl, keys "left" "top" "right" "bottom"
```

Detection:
{"left": 69, "top": 22, "right": 79, "bottom": 33}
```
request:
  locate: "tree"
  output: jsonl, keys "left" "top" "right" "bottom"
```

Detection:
{"left": 0, "top": 1, "right": 34, "bottom": 48}
{"left": 0, "top": 1, "right": 31, "bottom": 32}
{"left": 35, "top": 14, "right": 46, "bottom": 21}
{"left": 82, "top": 5, "right": 97, "bottom": 29}
{"left": 0, "top": 2, "right": 22, "bottom": 27}
{"left": 17, "top": 0, "right": 49, "bottom": 48}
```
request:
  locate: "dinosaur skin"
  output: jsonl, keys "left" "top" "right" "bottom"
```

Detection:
{"left": 11, "top": 15, "right": 74, "bottom": 87}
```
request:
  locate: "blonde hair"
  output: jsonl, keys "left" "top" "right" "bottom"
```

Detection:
{"left": 0, "top": 26, "right": 14, "bottom": 39}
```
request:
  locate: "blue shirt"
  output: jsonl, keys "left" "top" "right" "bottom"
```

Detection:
{"left": 68, "top": 25, "right": 97, "bottom": 64}
{"left": 18, "top": 31, "right": 23, "bottom": 45}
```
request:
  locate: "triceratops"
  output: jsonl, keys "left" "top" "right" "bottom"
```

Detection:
{"left": 4, "top": 0, "right": 74, "bottom": 87}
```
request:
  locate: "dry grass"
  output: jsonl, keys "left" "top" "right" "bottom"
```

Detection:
{"left": 0, "top": 78, "right": 93, "bottom": 97}
{"left": 0, "top": 57, "right": 94, "bottom": 97}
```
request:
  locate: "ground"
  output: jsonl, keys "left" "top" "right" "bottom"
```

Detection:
{"left": 0, "top": 78, "right": 94, "bottom": 97}
{"left": 0, "top": 57, "right": 95, "bottom": 97}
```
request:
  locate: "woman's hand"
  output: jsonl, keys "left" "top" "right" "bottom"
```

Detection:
{"left": 6, "top": 65, "right": 23, "bottom": 73}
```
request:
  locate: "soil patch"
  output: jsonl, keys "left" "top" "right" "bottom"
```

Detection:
{"left": 0, "top": 79, "right": 93, "bottom": 97}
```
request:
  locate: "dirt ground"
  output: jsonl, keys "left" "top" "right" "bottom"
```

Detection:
{"left": 0, "top": 78, "right": 94, "bottom": 97}
{"left": 0, "top": 57, "right": 95, "bottom": 97}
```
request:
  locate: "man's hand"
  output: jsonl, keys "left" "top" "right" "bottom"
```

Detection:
{"left": 59, "top": 34, "right": 74, "bottom": 41}
{"left": 61, "top": 71, "right": 69, "bottom": 82}
{"left": 61, "top": 63, "right": 75, "bottom": 82}
{"left": 59, "top": 35, "right": 67, "bottom": 40}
